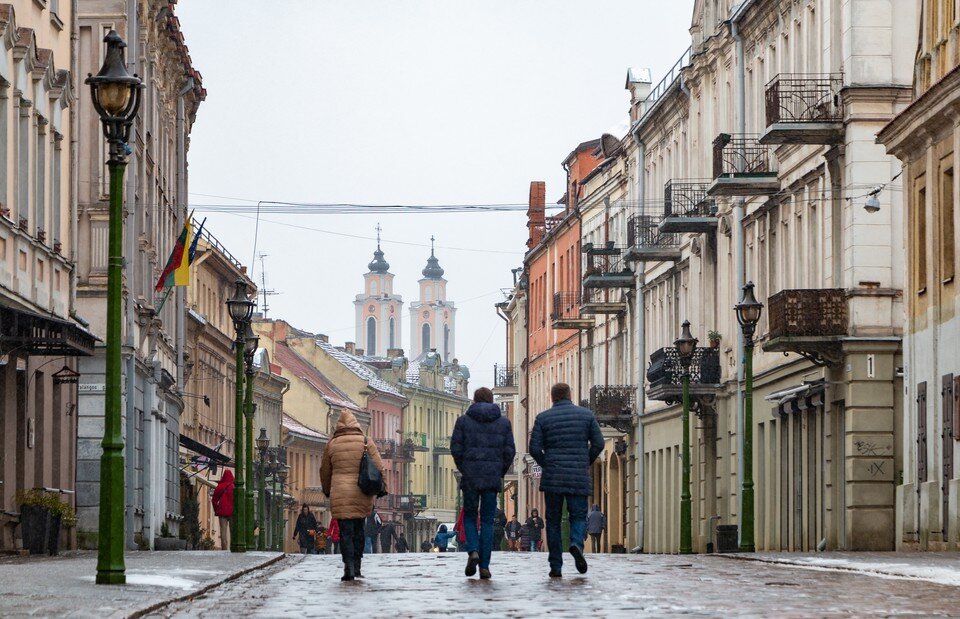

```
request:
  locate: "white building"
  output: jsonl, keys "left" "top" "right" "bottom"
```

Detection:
{"left": 354, "top": 235, "right": 403, "bottom": 357}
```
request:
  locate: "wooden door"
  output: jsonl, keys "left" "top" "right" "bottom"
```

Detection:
{"left": 943, "top": 375, "right": 955, "bottom": 538}
{"left": 918, "top": 382, "right": 928, "bottom": 488}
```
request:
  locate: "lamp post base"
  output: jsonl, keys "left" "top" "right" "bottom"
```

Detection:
{"left": 95, "top": 571, "right": 126, "bottom": 585}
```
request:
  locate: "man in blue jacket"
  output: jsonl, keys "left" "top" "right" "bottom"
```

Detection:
{"left": 529, "top": 382, "right": 604, "bottom": 578}
{"left": 451, "top": 387, "right": 516, "bottom": 579}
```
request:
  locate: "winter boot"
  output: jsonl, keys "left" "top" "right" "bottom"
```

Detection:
{"left": 569, "top": 545, "right": 588, "bottom": 574}
{"left": 341, "top": 564, "right": 355, "bottom": 582}
{"left": 354, "top": 559, "right": 364, "bottom": 578}
{"left": 479, "top": 567, "right": 492, "bottom": 580}
{"left": 465, "top": 551, "right": 480, "bottom": 577}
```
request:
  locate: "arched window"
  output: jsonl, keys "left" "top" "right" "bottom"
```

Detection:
{"left": 443, "top": 325, "right": 450, "bottom": 361}
{"left": 389, "top": 318, "right": 396, "bottom": 349}
{"left": 366, "top": 316, "right": 377, "bottom": 356}
{"left": 421, "top": 323, "right": 431, "bottom": 353}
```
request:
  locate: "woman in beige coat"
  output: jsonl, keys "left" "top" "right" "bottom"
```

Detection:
{"left": 320, "top": 410, "right": 385, "bottom": 581}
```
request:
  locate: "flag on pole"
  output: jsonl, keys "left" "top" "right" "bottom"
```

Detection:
{"left": 155, "top": 215, "right": 205, "bottom": 292}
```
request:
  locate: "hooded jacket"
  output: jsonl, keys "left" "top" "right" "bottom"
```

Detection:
{"left": 320, "top": 410, "right": 385, "bottom": 519}
{"left": 450, "top": 401, "right": 516, "bottom": 493}
{"left": 529, "top": 398, "right": 604, "bottom": 496}
{"left": 212, "top": 469, "right": 234, "bottom": 518}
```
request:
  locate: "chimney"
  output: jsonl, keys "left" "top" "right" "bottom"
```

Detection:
{"left": 345, "top": 341, "right": 355, "bottom": 355}
{"left": 527, "top": 181, "right": 545, "bottom": 249}
{"left": 625, "top": 67, "right": 653, "bottom": 122}
{"left": 355, "top": 348, "right": 365, "bottom": 356}
{"left": 317, "top": 333, "right": 329, "bottom": 344}
{"left": 387, "top": 348, "right": 404, "bottom": 359}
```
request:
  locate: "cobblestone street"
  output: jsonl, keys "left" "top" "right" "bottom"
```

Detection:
{"left": 152, "top": 552, "right": 960, "bottom": 618}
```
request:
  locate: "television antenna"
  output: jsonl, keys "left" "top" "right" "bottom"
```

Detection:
{"left": 257, "top": 253, "right": 280, "bottom": 317}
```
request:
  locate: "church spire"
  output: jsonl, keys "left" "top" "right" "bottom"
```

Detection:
{"left": 421, "top": 235, "right": 444, "bottom": 279}
{"left": 368, "top": 223, "right": 390, "bottom": 273}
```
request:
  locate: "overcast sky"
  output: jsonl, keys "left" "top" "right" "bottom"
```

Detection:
{"left": 175, "top": 1, "right": 693, "bottom": 389}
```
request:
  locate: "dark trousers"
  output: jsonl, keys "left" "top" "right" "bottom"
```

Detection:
{"left": 462, "top": 489, "right": 498, "bottom": 569}
{"left": 544, "top": 493, "right": 588, "bottom": 571}
{"left": 339, "top": 518, "right": 365, "bottom": 569}
{"left": 590, "top": 533, "right": 601, "bottom": 553}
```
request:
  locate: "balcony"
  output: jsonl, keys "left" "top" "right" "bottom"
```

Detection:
{"left": 433, "top": 437, "right": 452, "bottom": 455}
{"left": 375, "top": 438, "right": 416, "bottom": 462}
{"left": 391, "top": 493, "right": 427, "bottom": 514}
{"left": 624, "top": 213, "right": 682, "bottom": 262}
{"left": 589, "top": 385, "right": 636, "bottom": 433}
{"left": 645, "top": 346, "right": 722, "bottom": 408}
{"left": 403, "top": 431, "right": 429, "bottom": 452}
{"left": 580, "top": 288, "right": 627, "bottom": 316}
{"left": 551, "top": 292, "right": 594, "bottom": 330}
{"left": 762, "top": 288, "right": 848, "bottom": 366}
{"left": 760, "top": 74, "right": 844, "bottom": 145}
{"left": 659, "top": 180, "right": 718, "bottom": 233}
{"left": 708, "top": 134, "right": 780, "bottom": 197}
{"left": 494, "top": 364, "right": 519, "bottom": 395}
{"left": 582, "top": 250, "right": 634, "bottom": 289}
{"left": 301, "top": 486, "right": 329, "bottom": 508}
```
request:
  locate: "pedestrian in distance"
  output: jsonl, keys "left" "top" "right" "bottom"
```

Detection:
{"left": 450, "top": 386, "right": 516, "bottom": 579}
{"left": 505, "top": 514, "right": 522, "bottom": 551}
{"left": 365, "top": 508, "right": 382, "bottom": 554}
{"left": 529, "top": 382, "right": 604, "bottom": 578}
{"left": 524, "top": 509, "right": 544, "bottom": 552}
{"left": 420, "top": 539, "right": 433, "bottom": 553}
{"left": 586, "top": 504, "right": 606, "bottom": 553}
{"left": 518, "top": 523, "right": 531, "bottom": 552}
{"left": 320, "top": 410, "right": 387, "bottom": 582}
{"left": 434, "top": 524, "right": 456, "bottom": 552}
{"left": 211, "top": 469, "right": 234, "bottom": 550}
{"left": 493, "top": 508, "right": 507, "bottom": 552}
{"left": 380, "top": 520, "right": 397, "bottom": 553}
{"left": 328, "top": 518, "right": 341, "bottom": 555}
{"left": 395, "top": 533, "right": 409, "bottom": 553}
{"left": 293, "top": 504, "right": 318, "bottom": 554}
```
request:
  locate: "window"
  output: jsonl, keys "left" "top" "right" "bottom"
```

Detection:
{"left": 366, "top": 316, "right": 377, "bottom": 356}
{"left": 443, "top": 325, "right": 450, "bottom": 361}
{"left": 389, "top": 318, "right": 395, "bottom": 349}
{"left": 422, "top": 323, "right": 430, "bottom": 353}
{"left": 17, "top": 96, "right": 29, "bottom": 223}
{"left": 52, "top": 134, "right": 61, "bottom": 242}
{"left": 915, "top": 176, "right": 928, "bottom": 294}
{"left": 35, "top": 116, "right": 46, "bottom": 239}
{"left": 941, "top": 165, "right": 955, "bottom": 283}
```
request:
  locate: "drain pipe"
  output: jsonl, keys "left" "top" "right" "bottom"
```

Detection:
{"left": 631, "top": 127, "right": 646, "bottom": 551}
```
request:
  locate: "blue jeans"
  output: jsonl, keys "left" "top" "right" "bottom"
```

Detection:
{"left": 462, "top": 489, "right": 498, "bottom": 569}
{"left": 365, "top": 535, "right": 377, "bottom": 553}
{"left": 544, "top": 493, "right": 588, "bottom": 572}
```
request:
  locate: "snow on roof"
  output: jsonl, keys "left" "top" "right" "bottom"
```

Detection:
{"left": 274, "top": 342, "right": 363, "bottom": 413}
{"left": 282, "top": 414, "right": 327, "bottom": 442}
{"left": 317, "top": 340, "right": 404, "bottom": 399}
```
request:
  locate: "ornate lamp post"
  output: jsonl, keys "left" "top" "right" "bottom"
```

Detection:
{"left": 267, "top": 451, "right": 278, "bottom": 550}
{"left": 675, "top": 320, "right": 698, "bottom": 555}
{"left": 735, "top": 282, "right": 763, "bottom": 553}
{"left": 243, "top": 323, "right": 259, "bottom": 546}
{"left": 86, "top": 30, "right": 142, "bottom": 586}
{"left": 256, "top": 428, "right": 270, "bottom": 551}
{"left": 277, "top": 464, "right": 289, "bottom": 549}
{"left": 226, "top": 279, "right": 254, "bottom": 552}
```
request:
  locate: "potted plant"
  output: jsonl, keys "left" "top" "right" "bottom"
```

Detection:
{"left": 155, "top": 521, "right": 188, "bottom": 550}
{"left": 15, "top": 489, "right": 75, "bottom": 555}
{"left": 708, "top": 330, "right": 722, "bottom": 349}
{"left": 47, "top": 497, "right": 76, "bottom": 556}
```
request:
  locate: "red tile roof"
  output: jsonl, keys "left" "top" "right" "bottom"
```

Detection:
{"left": 274, "top": 341, "right": 363, "bottom": 413}
{"left": 282, "top": 414, "right": 327, "bottom": 442}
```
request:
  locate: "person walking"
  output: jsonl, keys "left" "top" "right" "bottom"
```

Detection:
{"left": 505, "top": 515, "right": 521, "bottom": 551}
{"left": 524, "top": 509, "right": 544, "bottom": 552}
{"left": 586, "top": 504, "right": 606, "bottom": 553}
{"left": 292, "top": 504, "right": 319, "bottom": 554}
{"left": 328, "top": 518, "right": 340, "bottom": 554}
{"left": 529, "top": 382, "right": 604, "bottom": 578}
{"left": 379, "top": 520, "right": 397, "bottom": 553}
{"left": 518, "top": 523, "right": 531, "bottom": 552}
{"left": 434, "top": 524, "right": 456, "bottom": 552}
{"left": 493, "top": 508, "right": 507, "bottom": 552}
{"left": 450, "top": 386, "right": 516, "bottom": 579}
{"left": 364, "top": 509, "right": 382, "bottom": 554}
{"left": 320, "top": 410, "right": 387, "bottom": 581}
{"left": 211, "top": 469, "right": 234, "bottom": 550}
{"left": 395, "top": 533, "right": 409, "bottom": 553}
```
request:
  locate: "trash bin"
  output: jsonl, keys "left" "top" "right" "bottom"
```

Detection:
{"left": 716, "top": 524, "right": 738, "bottom": 553}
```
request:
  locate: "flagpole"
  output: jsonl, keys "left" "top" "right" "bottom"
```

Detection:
{"left": 155, "top": 285, "right": 175, "bottom": 314}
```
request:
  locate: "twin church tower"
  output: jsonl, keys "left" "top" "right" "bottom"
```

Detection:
{"left": 353, "top": 230, "right": 457, "bottom": 361}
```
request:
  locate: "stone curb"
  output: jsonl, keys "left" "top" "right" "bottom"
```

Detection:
{"left": 127, "top": 553, "right": 289, "bottom": 619}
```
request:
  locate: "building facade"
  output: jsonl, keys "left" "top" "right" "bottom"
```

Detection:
{"left": 879, "top": 0, "right": 960, "bottom": 551}
{"left": 354, "top": 237, "right": 402, "bottom": 358}
{"left": 409, "top": 242, "right": 456, "bottom": 362}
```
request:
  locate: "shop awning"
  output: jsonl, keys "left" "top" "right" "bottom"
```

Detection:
{"left": 0, "top": 303, "right": 96, "bottom": 356}
{"left": 179, "top": 434, "right": 231, "bottom": 465}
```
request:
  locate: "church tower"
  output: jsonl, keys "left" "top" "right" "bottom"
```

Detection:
{"left": 355, "top": 227, "right": 403, "bottom": 356}
{"left": 409, "top": 237, "right": 457, "bottom": 361}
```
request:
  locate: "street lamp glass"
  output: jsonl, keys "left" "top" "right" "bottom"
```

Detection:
{"left": 735, "top": 281, "right": 763, "bottom": 327}
{"left": 278, "top": 465, "right": 289, "bottom": 484}
{"left": 256, "top": 428, "right": 269, "bottom": 455}
{"left": 674, "top": 320, "right": 698, "bottom": 359}
{"left": 226, "top": 279, "right": 254, "bottom": 325}
{"left": 244, "top": 322, "right": 260, "bottom": 355}
{"left": 97, "top": 83, "right": 132, "bottom": 116}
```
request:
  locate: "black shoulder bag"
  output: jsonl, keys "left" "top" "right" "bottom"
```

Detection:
{"left": 358, "top": 436, "right": 388, "bottom": 497}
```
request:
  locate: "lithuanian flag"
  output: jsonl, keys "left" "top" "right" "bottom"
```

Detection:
{"left": 155, "top": 216, "right": 205, "bottom": 292}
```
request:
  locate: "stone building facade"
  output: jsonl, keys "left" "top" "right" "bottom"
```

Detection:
{"left": 879, "top": 0, "right": 960, "bottom": 551}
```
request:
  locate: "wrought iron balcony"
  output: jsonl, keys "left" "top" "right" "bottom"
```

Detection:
{"left": 375, "top": 438, "right": 398, "bottom": 459}
{"left": 551, "top": 291, "right": 593, "bottom": 330}
{"left": 708, "top": 134, "right": 780, "bottom": 197}
{"left": 580, "top": 288, "right": 627, "bottom": 316}
{"left": 494, "top": 364, "right": 519, "bottom": 392}
{"left": 582, "top": 251, "right": 634, "bottom": 289}
{"left": 301, "top": 486, "right": 329, "bottom": 508}
{"left": 761, "top": 73, "right": 844, "bottom": 145}
{"left": 763, "top": 288, "right": 848, "bottom": 366}
{"left": 392, "top": 493, "right": 427, "bottom": 513}
{"left": 625, "top": 213, "right": 681, "bottom": 262}
{"left": 645, "top": 346, "right": 722, "bottom": 406}
{"left": 589, "top": 385, "right": 636, "bottom": 432}
{"left": 403, "top": 431, "right": 429, "bottom": 452}
{"left": 433, "top": 437, "right": 452, "bottom": 455}
{"left": 660, "top": 180, "right": 718, "bottom": 233}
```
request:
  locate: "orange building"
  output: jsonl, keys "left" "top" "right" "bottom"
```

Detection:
{"left": 521, "top": 140, "right": 603, "bottom": 517}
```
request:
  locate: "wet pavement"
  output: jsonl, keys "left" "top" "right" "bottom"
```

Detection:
{"left": 152, "top": 551, "right": 960, "bottom": 618}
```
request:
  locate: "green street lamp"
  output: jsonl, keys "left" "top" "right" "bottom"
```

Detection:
{"left": 243, "top": 323, "right": 259, "bottom": 547}
{"left": 87, "top": 29, "right": 142, "bottom": 586}
{"left": 256, "top": 428, "right": 270, "bottom": 551}
{"left": 675, "top": 319, "right": 697, "bottom": 555}
{"left": 735, "top": 281, "right": 763, "bottom": 553}
{"left": 267, "top": 451, "right": 278, "bottom": 550}
{"left": 277, "top": 464, "right": 289, "bottom": 548}
{"left": 226, "top": 279, "right": 254, "bottom": 552}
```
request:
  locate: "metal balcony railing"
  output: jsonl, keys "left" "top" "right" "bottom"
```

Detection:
{"left": 583, "top": 253, "right": 633, "bottom": 288}
{"left": 375, "top": 438, "right": 398, "bottom": 459}
{"left": 765, "top": 73, "right": 844, "bottom": 125}
{"left": 403, "top": 432, "right": 428, "bottom": 451}
{"left": 552, "top": 291, "right": 583, "bottom": 322}
{"left": 664, "top": 180, "right": 716, "bottom": 218}
{"left": 589, "top": 385, "right": 636, "bottom": 432}
{"left": 712, "top": 134, "right": 775, "bottom": 178}
{"left": 767, "top": 289, "right": 847, "bottom": 339}
{"left": 392, "top": 493, "right": 427, "bottom": 513}
{"left": 646, "top": 346, "right": 721, "bottom": 388}
{"left": 494, "top": 364, "right": 519, "bottom": 389}
{"left": 433, "top": 437, "right": 451, "bottom": 453}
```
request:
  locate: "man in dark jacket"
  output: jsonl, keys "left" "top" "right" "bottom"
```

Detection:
{"left": 529, "top": 382, "right": 604, "bottom": 577}
{"left": 451, "top": 386, "right": 516, "bottom": 579}
{"left": 505, "top": 515, "right": 522, "bottom": 550}
{"left": 586, "top": 504, "right": 606, "bottom": 553}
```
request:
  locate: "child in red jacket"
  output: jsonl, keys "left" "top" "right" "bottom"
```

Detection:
{"left": 212, "top": 470, "right": 234, "bottom": 550}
